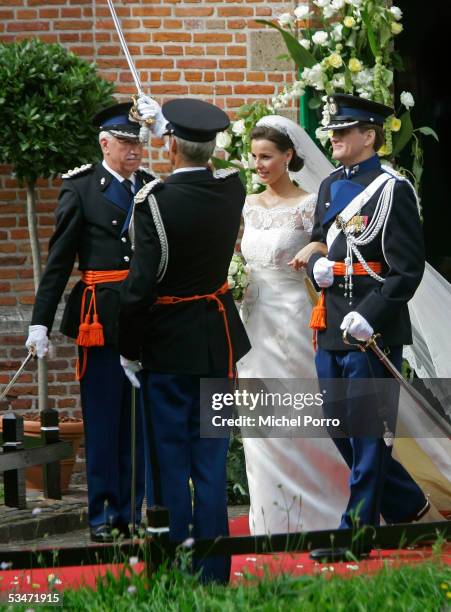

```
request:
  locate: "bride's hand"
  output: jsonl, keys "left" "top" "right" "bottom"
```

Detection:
{"left": 288, "top": 242, "right": 328, "bottom": 270}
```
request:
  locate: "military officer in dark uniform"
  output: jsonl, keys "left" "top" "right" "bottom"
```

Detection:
{"left": 25, "top": 102, "right": 154, "bottom": 542}
{"left": 119, "top": 97, "right": 251, "bottom": 583}
{"left": 307, "top": 94, "right": 431, "bottom": 544}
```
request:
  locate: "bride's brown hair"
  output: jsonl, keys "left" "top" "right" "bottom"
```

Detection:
{"left": 250, "top": 125, "right": 304, "bottom": 172}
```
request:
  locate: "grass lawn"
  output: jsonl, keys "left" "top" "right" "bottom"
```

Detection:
{"left": 1, "top": 555, "right": 450, "bottom": 612}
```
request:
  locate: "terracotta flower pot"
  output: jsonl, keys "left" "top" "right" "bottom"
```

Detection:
{"left": 23, "top": 419, "right": 84, "bottom": 494}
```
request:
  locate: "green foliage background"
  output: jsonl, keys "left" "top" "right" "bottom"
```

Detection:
{"left": 0, "top": 38, "right": 115, "bottom": 184}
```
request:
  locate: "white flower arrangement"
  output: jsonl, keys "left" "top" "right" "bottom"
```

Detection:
{"left": 257, "top": 0, "right": 437, "bottom": 193}
{"left": 228, "top": 253, "right": 249, "bottom": 302}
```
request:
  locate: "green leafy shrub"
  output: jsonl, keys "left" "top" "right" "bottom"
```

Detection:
{"left": 0, "top": 38, "right": 115, "bottom": 184}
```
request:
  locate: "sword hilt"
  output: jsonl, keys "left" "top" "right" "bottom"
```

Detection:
{"left": 342, "top": 330, "right": 381, "bottom": 352}
{"left": 130, "top": 95, "right": 155, "bottom": 127}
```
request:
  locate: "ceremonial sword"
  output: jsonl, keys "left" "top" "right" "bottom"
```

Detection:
{"left": 106, "top": 0, "right": 143, "bottom": 94}
{"left": 106, "top": 0, "right": 154, "bottom": 139}
{"left": 0, "top": 350, "right": 34, "bottom": 402}
{"left": 343, "top": 331, "right": 451, "bottom": 438}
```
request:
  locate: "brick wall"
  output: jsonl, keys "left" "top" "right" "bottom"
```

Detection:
{"left": 0, "top": 0, "right": 299, "bottom": 421}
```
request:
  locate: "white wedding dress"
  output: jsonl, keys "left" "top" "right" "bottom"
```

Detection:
{"left": 237, "top": 194, "right": 349, "bottom": 534}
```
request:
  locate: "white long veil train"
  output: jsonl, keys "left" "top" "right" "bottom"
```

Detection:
{"left": 277, "top": 117, "right": 451, "bottom": 518}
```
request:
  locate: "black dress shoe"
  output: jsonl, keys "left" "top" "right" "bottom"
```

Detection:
{"left": 90, "top": 524, "right": 114, "bottom": 543}
{"left": 309, "top": 546, "right": 371, "bottom": 563}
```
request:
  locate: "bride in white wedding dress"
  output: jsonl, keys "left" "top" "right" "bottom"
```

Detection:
{"left": 237, "top": 115, "right": 451, "bottom": 536}
{"left": 237, "top": 115, "right": 349, "bottom": 534}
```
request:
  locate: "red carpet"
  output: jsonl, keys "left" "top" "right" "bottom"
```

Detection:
{"left": 1, "top": 516, "right": 450, "bottom": 593}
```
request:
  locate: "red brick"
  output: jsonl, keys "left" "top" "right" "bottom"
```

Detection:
{"left": 0, "top": 296, "right": 16, "bottom": 306}
{"left": 185, "top": 71, "right": 202, "bottom": 82}
{"left": 151, "top": 85, "right": 190, "bottom": 95}
{"left": 139, "top": 19, "right": 161, "bottom": 28}
{"left": 162, "top": 71, "right": 182, "bottom": 81}
{"left": 54, "top": 20, "right": 91, "bottom": 30}
{"left": 125, "top": 33, "right": 151, "bottom": 43}
{"left": 177, "top": 59, "right": 217, "bottom": 69}
{"left": 132, "top": 7, "right": 171, "bottom": 16}
{"left": 235, "top": 85, "right": 274, "bottom": 94}
{"left": 219, "top": 59, "right": 246, "bottom": 69}
{"left": 153, "top": 32, "right": 191, "bottom": 42}
{"left": 136, "top": 59, "right": 174, "bottom": 69}
{"left": 16, "top": 9, "right": 38, "bottom": 19}
{"left": 207, "top": 45, "right": 225, "bottom": 55}
{"left": 7, "top": 21, "right": 49, "bottom": 32}
{"left": 0, "top": 243, "right": 15, "bottom": 253}
{"left": 164, "top": 46, "right": 184, "bottom": 56}
{"left": 256, "top": 8, "right": 272, "bottom": 16}
{"left": 39, "top": 8, "right": 58, "bottom": 18}
{"left": 218, "top": 7, "right": 254, "bottom": 16}
{"left": 190, "top": 85, "right": 215, "bottom": 94}
{"left": 142, "top": 45, "right": 163, "bottom": 56}
{"left": 18, "top": 295, "right": 36, "bottom": 305}
{"left": 61, "top": 7, "right": 82, "bottom": 18}
{"left": 163, "top": 19, "right": 183, "bottom": 29}
{"left": 228, "top": 20, "right": 246, "bottom": 29}
{"left": 0, "top": 270, "right": 16, "bottom": 279}
{"left": 227, "top": 46, "right": 247, "bottom": 56}
{"left": 193, "top": 33, "right": 232, "bottom": 43}
{"left": 184, "top": 46, "right": 205, "bottom": 56}
{"left": 175, "top": 7, "right": 214, "bottom": 17}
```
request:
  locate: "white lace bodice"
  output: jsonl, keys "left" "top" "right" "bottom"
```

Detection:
{"left": 240, "top": 193, "right": 317, "bottom": 270}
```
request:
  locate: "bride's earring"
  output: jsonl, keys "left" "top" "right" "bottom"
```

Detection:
{"left": 285, "top": 160, "right": 289, "bottom": 172}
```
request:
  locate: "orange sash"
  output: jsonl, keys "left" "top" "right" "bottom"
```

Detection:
{"left": 76, "top": 270, "right": 129, "bottom": 380}
{"left": 155, "top": 281, "right": 235, "bottom": 379}
{"left": 309, "top": 261, "right": 383, "bottom": 350}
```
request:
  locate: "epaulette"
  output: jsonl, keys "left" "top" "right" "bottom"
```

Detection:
{"left": 137, "top": 166, "right": 154, "bottom": 178}
{"left": 213, "top": 167, "right": 240, "bottom": 180}
{"left": 330, "top": 165, "right": 343, "bottom": 176}
{"left": 61, "top": 164, "right": 93, "bottom": 179}
{"left": 134, "top": 178, "right": 163, "bottom": 204}
{"left": 381, "top": 164, "right": 406, "bottom": 181}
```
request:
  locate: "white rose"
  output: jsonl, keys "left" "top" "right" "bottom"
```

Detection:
{"left": 302, "top": 63, "right": 325, "bottom": 91}
{"left": 390, "top": 6, "right": 403, "bottom": 20}
{"left": 294, "top": 5, "right": 311, "bottom": 19}
{"left": 323, "top": 5, "right": 337, "bottom": 18}
{"left": 278, "top": 12, "right": 294, "bottom": 27}
{"left": 314, "top": 0, "right": 330, "bottom": 7}
{"left": 331, "top": 0, "right": 345, "bottom": 8}
{"left": 228, "top": 261, "right": 238, "bottom": 275}
{"left": 315, "top": 126, "right": 330, "bottom": 146}
{"left": 331, "top": 23, "right": 344, "bottom": 41}
{"left": 251, "top": 172, "right": 261, "bottom": 185}
{"left": 292, "top": 80, "right": 305, "bottom": 96}
{"left": 312, "top": 31, "right": 328, "bottom": 46}
{"left": 215, "top": 131, "right": 231, "bottom": 150}
{"left": 232, "top": 119, "right": 245, "bottom": 136}
{"left": 331, "top": 73, "right": 346, "bottom": 89}
{"left": 400, "top": 91, "right": 415, "bottom": 109}
{"left": 300, "top": 38, "right": 312, "bottom": 50}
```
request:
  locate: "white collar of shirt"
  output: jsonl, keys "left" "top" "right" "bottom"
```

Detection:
{"left": 172, "top": 166, "right": 208, "bottom": 175}
{"left": 102, "top": 160, "right": 136, "bottom": 186}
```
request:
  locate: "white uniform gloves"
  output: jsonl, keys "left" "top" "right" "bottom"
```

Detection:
{"left": 136, "top": 93, "right": 168, "bottom": 140}
{"left": 120, "top": 355, "right": 142, "bottom": 389}
{"left": 312, "top": 257, "right": 373, "bottom": 341}
{"left": 25, "top": 325, "right": 49, "bottom": 359}
{"left": 312, "top": 257, "right": 335, "bottom": 288}
{"left": 340, "top": 312, "right": 374, "bottom": 342}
